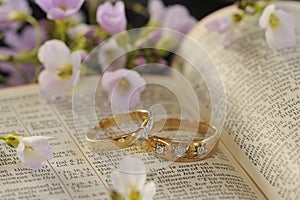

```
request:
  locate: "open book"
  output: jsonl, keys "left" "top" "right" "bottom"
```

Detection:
{"left": 0, "top": 1, "right": 299, "bottom": 199}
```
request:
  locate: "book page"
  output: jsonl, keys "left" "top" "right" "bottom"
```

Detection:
{"left": 0, "top": 76, "right": 264, "bottom": 199}
{"left": 175, "top": 1, "right": 300, "bottom": 199}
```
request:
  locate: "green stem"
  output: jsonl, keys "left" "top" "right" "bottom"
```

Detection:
{"left": 26, "top": 15, "right": 42, "bottom": 57}
{"left": 88, "top": 0, "right": 100, "bottom": 24}
{"left": 0, "top": 135, "right": 7, "bottom": 141}
{"left": 12, "top": 61, "right": 29, "bottom": 83}
{"left": 55, "top": 19, "right": 68, "bottom": 42}
{"left": 0, "top": 55, "right": 40, "bottom": 65}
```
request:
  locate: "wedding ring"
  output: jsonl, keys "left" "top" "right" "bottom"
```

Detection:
{"left": 141, "top": 118, "right": 218, "bottom": 162}
{"left": 85, "top": 110, "right": 153, "bottom": 151}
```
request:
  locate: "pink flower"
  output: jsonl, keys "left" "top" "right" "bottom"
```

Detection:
{"left": 259, "top": 4, "right": 296, "bottom": 49}
{"left": 101, "top": 69, "right": 146, "bottom": 111}
{"left": 0, "top": 0, "right": 31, "bottom": 31}
{"left": 4, "top": 26, "right": 47, "bottom": 53}
{"left": 35, "top": 0, "right": 85, "bottom": 20}
{"left": 148, "top": 0, "right": 196, "bottom": 34}
{"left": 148, "top": 0, "right": 165, "bottom": 26}
{"left": 37, "top": 40, "right": 81, "bottom": 100}
{"left": 163, "top": 5, "right": 197, "bottom": 35}
{"left": 96, "top": 1, "right": 127, "bottom": 35}
{"left": 147, "top": 0, "right": 196, "bottom": 46}
{"left": 205, "top": 16, "right": 235, "bottom": 47}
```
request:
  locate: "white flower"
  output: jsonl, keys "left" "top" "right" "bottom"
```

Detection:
{"left": 259, "top": 4, "right": 296, "bottom": 49}
{"left": 16, "top": 136, "right": 53, "bottom": 169}
{"left": 38, "top": 40, "right": 81, "bottom": 100}
{"left": 110, "top": 157, "right": 156, "bottom": 200}
{"left": 97, "top": 38, "right": 127, "bottom": 71}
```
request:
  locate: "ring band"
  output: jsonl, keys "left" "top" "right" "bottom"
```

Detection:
{"left": 85, "top": 110, "right": 152, "bottom": 151}
{"left": 141, "top": 118, "right": 218, "bottom": 162}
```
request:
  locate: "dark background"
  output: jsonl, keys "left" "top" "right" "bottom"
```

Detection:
{"left": 123, "top": 0, "right": 233, "bottom": 27}
{"left": 153, "top": 0, "right": 233, "bottom": 19}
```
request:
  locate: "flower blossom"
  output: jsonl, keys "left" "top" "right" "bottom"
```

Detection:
{"left": 0, "top": 0, "right": 31, "bottom": 31}
{"left": 163, "top": 5, "right": 197, "bottom": 35}
{"left": 259, "top": 4, "right": 296, "bottom": 49}
{"left": 148, "top": 0, "right": 197, "bottom": 48}
{"left": 148, "top": 0, "right": 196, "bottom": 34}
{"left": 110, "top": 157, "right": 156, "bottom": 200}
{"left": 97, "top": 38, "right": 127, "bottom": 71}
{"left": 96, "top": 1, "right": 127, "bottom": 35}
{"left": 101, "top": 69, "right": 146, "bottom": 111}
{"left": 4, "top": 25, "right": 46, "bottom": 53}
{"left": 205, "top": 16, "right": 235, "bottom": 47}
{"left": 17, "top": 136, "right": 53, "bottom": 169}
{"left": 35, "top": 0, "right": 85, "bottom": 20}
{"left": 38, "top": 40, "right": 81, "bottom": 100}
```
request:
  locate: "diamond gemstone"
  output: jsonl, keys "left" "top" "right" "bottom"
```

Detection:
{"left": 140, "top": 116, "right": 153, "bottom": 139}
{"left": 173, "top": 144, "right": 187, "bottom": 158}
{"left": 155, "top": 145, "right": 165, "bottom": 154}
{"left": 197, "top": 144, "right": 207, "bottom": 157}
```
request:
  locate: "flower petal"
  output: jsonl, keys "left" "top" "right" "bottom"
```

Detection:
{"left": 36, "top": 0, "right": 84, "bottom": 20}
{"left": 23, "top": 136, "right": 53, "bottom": 160}
{"left": 38, "top": 70, "right": 67, "bottom": 100}
{"left": 16, "top": 136, "right": 53, "bottom": 169}
{"left": 16, "top": 139, "right": 26, "bottom": 163}
{"left": 96, "top": 1, "right": 127, "bottom": 35}
{"left": 69, "top": 51, "right": 82, "bottom": 85}
{"left": 47, "top": 7, "right": 68, "bottom": 20}
{"left": 163, "top": 5, "right": 197, "bottom": 34}
{"left": 38, "top": 40, "right": 70, "bottom": 71}
{"left": 111, "top": 157, "right": 147, "bottom": 193}
{"left": 259, "top": 4, "right": 275, "bottom": 29}
{"left": 4, "top": 26, "right": 38, "bottom": 51}
{"left": 260, "top": 5, "right": 296, "bottom": 49}
{"left": 141, "top": 182, "right": 156, "bottom": 200}
{"left": 4, "top": 31, "right": 24, "bottom": 50}
{"left": 101, "top": 69, "right": 146, "bottom": 111}
{"left": 101, "top": 70, "right": 119, "bottom": 92}
{"left": 35, "top": 0, "right": 54, "bottom": 12}
{"left": 148, "top": 0, "right": 165, "bottom": 25}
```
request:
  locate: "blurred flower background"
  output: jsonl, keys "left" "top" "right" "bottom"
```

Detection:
{"left": 0, "top": 0, "right": 231, "bottom": 88}
{"left": 0, "top": 0, "right": 296, "bottom": 108}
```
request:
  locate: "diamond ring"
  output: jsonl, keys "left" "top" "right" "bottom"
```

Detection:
{"left": 85, "top": 110, "right": 152, "bottom": 151}
{"left": 141, "top": 118, "right": 218, "bottom": 162}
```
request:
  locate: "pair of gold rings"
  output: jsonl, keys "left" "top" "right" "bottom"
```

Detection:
{"left": 85, "top": 110, "right": 218, "bottom": 162}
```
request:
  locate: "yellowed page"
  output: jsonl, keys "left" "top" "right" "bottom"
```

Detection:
{"left": 176, "top": 1, "right": 300, "bottom": 199}
{"left": 0, "top": 75, "right": 264, "bottom": 199}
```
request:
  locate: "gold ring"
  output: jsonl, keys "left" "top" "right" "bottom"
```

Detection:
{"left": 85, "top": 110, "right": 153, "bottom": 151}
{"left": 141, "top": 118, "right": 218, "bottom": 162}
